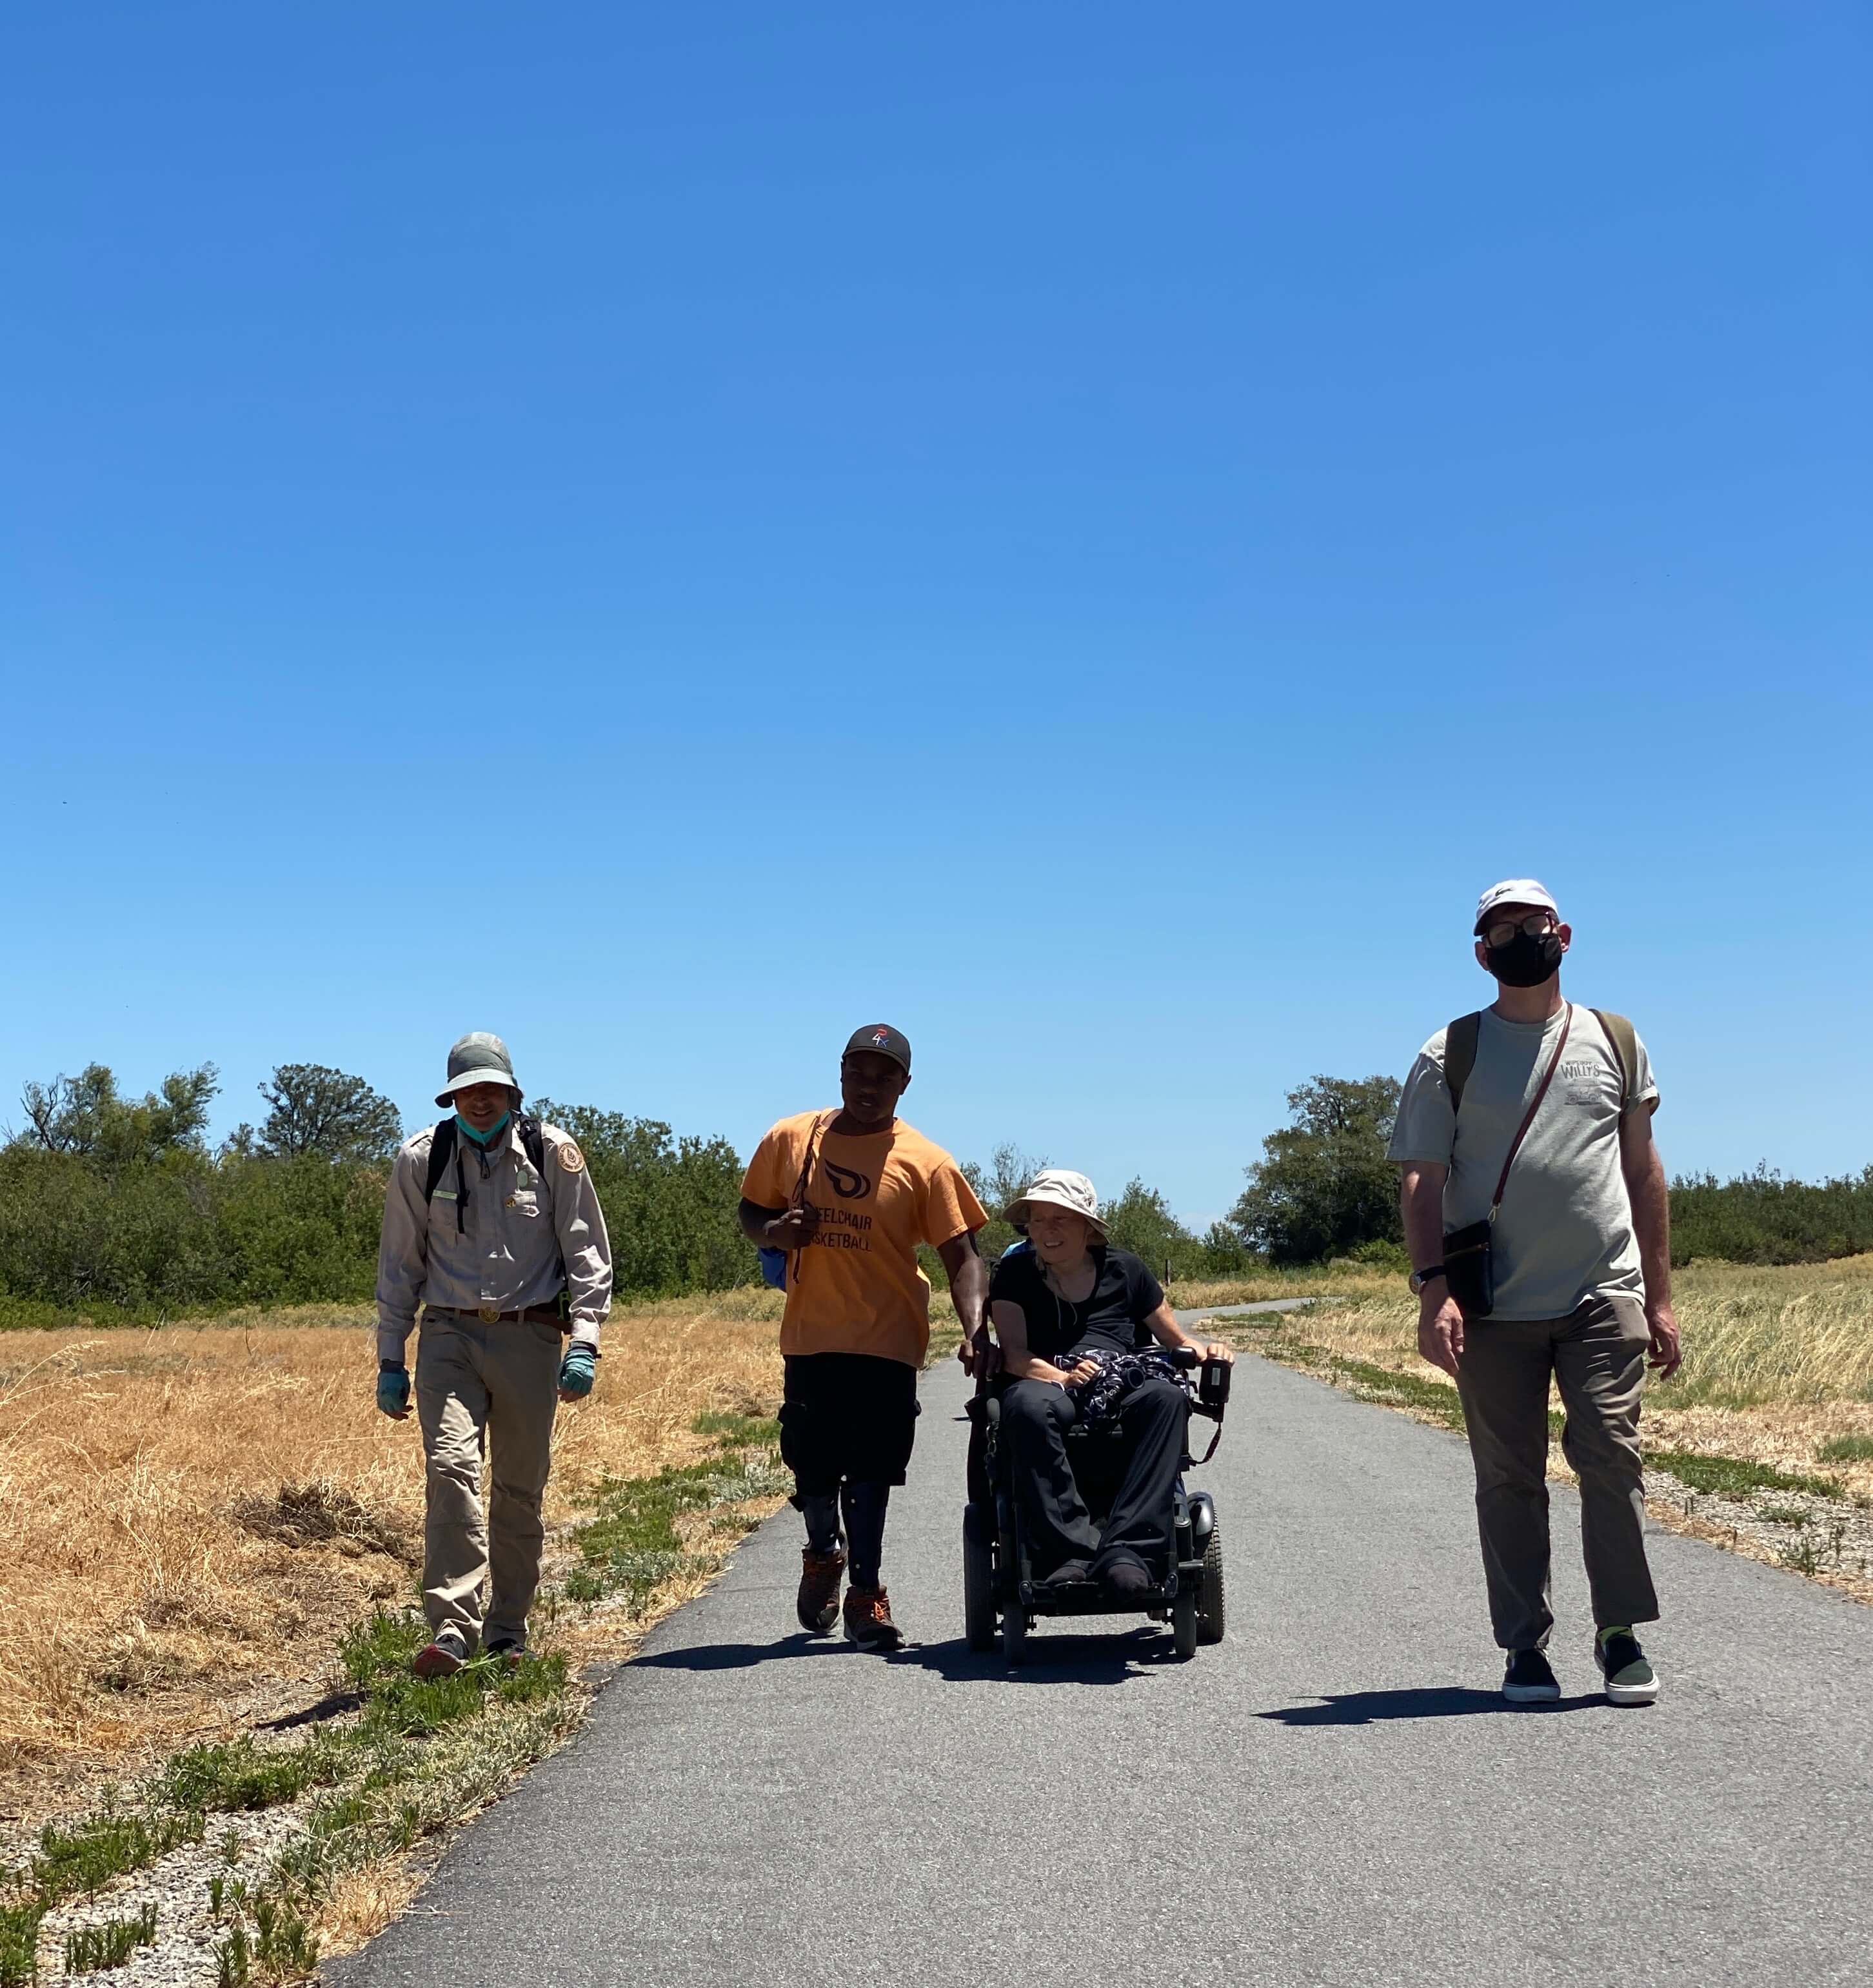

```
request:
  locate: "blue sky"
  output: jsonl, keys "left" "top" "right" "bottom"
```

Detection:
{"left": 3, "top": 3, "right": 1867, "bottom": 1225}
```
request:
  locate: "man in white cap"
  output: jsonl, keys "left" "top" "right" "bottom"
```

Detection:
{"left": 1389, "top": 882, "right": 1680, "bottom": 1706}
{"left": 376, "top": 1032, "right": 613, "bottom": 1676}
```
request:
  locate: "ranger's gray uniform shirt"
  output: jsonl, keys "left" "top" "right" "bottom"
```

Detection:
{"left": 1388, "top": 1004, "right": 1659, "bottom": 1321}
{"left": 375, "top": 1120, "right": 613, "bottom": 1363}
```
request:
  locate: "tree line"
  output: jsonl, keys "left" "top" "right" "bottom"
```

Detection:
{"left": 1, "top": 1060, "right": 1865, "bottom": 1324}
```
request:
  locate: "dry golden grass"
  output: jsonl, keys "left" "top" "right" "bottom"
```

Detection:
{"left": 0, "top": 1292, "right": 787, "bottom": 1813}
{"left": 1198, "top": 1255, "right": 1873, "bottom": 1499}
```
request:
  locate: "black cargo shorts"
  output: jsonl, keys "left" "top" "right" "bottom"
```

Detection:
{"left": 779, "top": 1352, "right": 921, "bottom": 1498}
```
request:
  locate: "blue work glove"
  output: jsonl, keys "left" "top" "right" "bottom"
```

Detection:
{"left": 558, "top": 1344, "right": 597, "bottom": 1400}
{"left": 376, "top": 1363, "right": 411, "bottom": 1418}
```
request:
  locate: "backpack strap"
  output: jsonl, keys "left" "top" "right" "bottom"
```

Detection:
{"left": 1589, "top": 1009, "right": 1640, "bottom": 1109}
{"left": 1444, "top": 1012, "right": 1482, "bottom": 1115}
{"left": 424, "top": 1118, "right": 458, "bottom": 1203}
{"left": 422, "top": 1115, "right": 560, "bottom": 1257}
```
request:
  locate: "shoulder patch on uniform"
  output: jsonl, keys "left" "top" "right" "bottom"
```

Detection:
{"left": 556, "top": 1142, "right": 586, "bottom": 1173}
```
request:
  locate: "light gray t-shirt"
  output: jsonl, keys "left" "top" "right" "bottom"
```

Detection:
{"left": 1387, "top": 1004, "right": 1659, "bottom": 1322}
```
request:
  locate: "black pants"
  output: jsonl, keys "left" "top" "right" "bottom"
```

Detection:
{"left": 1000, "top": 1375, "right": 1186, "bottom": 1576}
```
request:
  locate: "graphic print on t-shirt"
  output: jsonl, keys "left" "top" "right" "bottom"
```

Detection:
{"left": 822, "top": 1158, "right": 872, "bottom": 1201}
{"left": 1557, "top": 1051, "right": 1620, "bottom": 1110}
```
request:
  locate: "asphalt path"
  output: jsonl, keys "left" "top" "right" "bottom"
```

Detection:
{"left": 333, "top": 1307, "right": 1872, "bottom": 1988}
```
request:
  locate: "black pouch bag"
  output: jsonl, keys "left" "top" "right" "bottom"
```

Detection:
{"left": 1442, "top": 1217, "right": 1496, "bottom": 1318}
{"left": 1440, "top": 1006, "right": 1572, "bottom": 1321}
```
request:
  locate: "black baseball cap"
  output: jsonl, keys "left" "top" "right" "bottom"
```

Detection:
{"left": 843, "top": 1023, "right": 912, "bottom": 1074}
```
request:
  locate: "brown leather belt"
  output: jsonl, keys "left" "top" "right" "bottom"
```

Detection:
{"left": 456, "top": 1305, "right": 566, "bottom": 1327}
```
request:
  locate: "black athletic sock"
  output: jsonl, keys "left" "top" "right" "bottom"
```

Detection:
{"left": 840, "top": 1480, "right": 890, "bottom": 1589}
{"left": 799, "top": 1493, "right": 841, "bottom": 1556}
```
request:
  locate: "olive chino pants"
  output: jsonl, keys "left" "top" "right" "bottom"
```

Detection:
{"left": 1454, "top": 1291, "right": 1660, "bottom": 1652}
{"left": 415, "top": 1310, "right": 562, "bottom": 1650}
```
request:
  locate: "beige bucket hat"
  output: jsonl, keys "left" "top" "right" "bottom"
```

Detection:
{"left": 1006, "top": 1168, "right": 1106, "bottom": 1242}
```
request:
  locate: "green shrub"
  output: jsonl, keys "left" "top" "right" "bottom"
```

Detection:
{"left": 0, "top": 1901, "right": 43, "bottom": 1988}
{"left": 32, "top": 1806, "right": 203, "bottom": 1904}
{"left": 1669, "top": 1165, "right": 1873, "bottom": 1266}
{"left": 64, "top": 1903, "right": 157, "bottom": 1974}
{"left": 155, "top": 1733, "right": 352, "bottom": 1814}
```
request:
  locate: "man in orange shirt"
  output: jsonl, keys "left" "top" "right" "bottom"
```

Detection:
{"left": 739, "top": 1024, "right": 989, "bottom": 1650}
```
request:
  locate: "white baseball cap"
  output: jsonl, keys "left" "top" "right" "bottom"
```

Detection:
{"left": 1006, "top": 1168, "right": 1107, "bottom": 1242}
{"left": 1474, "top": 878, "right": 1559, "bottom": 935}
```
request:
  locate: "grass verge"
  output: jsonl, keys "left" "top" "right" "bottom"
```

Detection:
{"left": 1200, "top": 1258, "right": 1873, "bottom": 1601}
{"left": 0, "top": 1402, "right": 789, "bottom": 1983}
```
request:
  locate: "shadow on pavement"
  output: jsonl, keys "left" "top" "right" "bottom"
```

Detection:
{"left": 890, "top": 1631, "right": 1176, "bottom": 1685}
{"left": 1258, "top": 1687, "right": 1606, "bottom": 1725}
{"left": 630, "top": 1633, "right": 851, "bottom": 1672}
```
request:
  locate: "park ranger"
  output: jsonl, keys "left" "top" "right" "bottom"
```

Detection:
{"left": 375, "top": 1033, "right": 613, "bottom": 1677}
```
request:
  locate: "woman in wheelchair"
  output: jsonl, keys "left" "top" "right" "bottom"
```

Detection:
{"left": 989, "top": 1169, "right": 1233, "bottom": 1605}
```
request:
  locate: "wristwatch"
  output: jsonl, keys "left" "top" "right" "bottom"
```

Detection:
{"left": 1409, "top": 1264, "right": 1446, "bottom": 1297}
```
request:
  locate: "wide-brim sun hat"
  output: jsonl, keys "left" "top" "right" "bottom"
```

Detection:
{"left": 435, "top": 1031, "right": 523, "bottom": 1108}
{"left": 1006, "top": 1168, "right": 1106, "bottom": 1242}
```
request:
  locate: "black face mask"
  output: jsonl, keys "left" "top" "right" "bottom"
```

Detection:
{"left": 1484, "top": 929, "right": 1564, "bottom": 987}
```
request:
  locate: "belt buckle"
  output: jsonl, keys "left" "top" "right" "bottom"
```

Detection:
{"left": 478, "top": 1304, "right": 500, "bottom": 1324}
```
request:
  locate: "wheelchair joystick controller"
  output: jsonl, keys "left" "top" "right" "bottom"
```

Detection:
{"left": 1198, "top": 1355, "right": 1233, "bottom": 1411}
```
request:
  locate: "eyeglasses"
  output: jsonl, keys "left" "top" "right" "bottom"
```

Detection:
{"left": 1482, "top": 913, "right": 1557, "bottom": 948}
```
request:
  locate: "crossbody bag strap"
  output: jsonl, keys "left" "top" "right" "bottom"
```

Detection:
{"left": 1487, "top": 1004, "right": 1572, "bottom": 1220}
{"left": 787, "top": 1112, "right": 831, "bottom": 1286}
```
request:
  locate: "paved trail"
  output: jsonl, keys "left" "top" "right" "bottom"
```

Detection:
{"left": 333, "top": 1313, "right": 1872, "bottom": 1988}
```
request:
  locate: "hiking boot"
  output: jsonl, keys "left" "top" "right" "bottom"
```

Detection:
{"left": 797, "top": 1546, "right": 846, "bottom": 1635}
{"left": 843, "top": 1584, "right": 904, "bottom": 1652}
{"left": 412, "top": 1627, "right": 469, "bottom": 1679}
{"left": 1595, "top": 1630, "right": 1659, "bottom": 1706}
{"left": 1503, "top": 1648, "right": 1561, "bottom": 1702}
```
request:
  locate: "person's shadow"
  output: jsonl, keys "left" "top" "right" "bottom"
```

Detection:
{"left": 1258, "top": 1687, "right": 1605, "bottom": 1725}
{"left": 630, "top": 1633, "right": 851, "bottom": 1673}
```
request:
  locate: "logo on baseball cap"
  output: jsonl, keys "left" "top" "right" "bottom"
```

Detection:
{"left": 843, "top": 1024, "right": 911, "bottom": 1074}
{"left": 1474, "top": 878, "right": 1559, "bottom": 935}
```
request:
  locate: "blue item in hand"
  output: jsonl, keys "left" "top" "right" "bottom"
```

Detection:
{"left": 376, "top": 1366, "right": 411, "bottom": 1416}
{"left": 758, "top": 1246, "right": 789, "bottom": 1289}
{"left": 559, "top": 1344, "right": 597, "bottom": 1397}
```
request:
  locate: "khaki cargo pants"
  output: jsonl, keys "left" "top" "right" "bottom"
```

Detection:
{"left": 1454, "top": 1291, "right": 1660, "bottom": 1651}
{"left": 415, "top": 1310, "right": 562, "bottom": 1650}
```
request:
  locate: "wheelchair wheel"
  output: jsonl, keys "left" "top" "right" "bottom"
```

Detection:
{"left": 1001, "top": 1600, "right": 1028, "bottom": 1667}
{"left": 1196, "top": 1513, "right": 1225, "bottom": 1646}
{"left": 963, "top": 1505, "right": 996, "bottom": 1653}
{"left": 1171, "top": 1583, "right": 1199, "bottom": 1660}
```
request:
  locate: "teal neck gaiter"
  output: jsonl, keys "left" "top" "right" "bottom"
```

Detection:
{"left": 456, "top": 1111, "right": 511, "bottom": 1148}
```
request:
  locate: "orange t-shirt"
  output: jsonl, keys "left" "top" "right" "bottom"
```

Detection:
{"left": 740, "top": 1111, "right": 987, "bottom": 1367}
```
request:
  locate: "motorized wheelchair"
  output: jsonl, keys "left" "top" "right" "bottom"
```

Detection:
{"left": 962, "top": 1345, "right": 1231, "bottom": 1664}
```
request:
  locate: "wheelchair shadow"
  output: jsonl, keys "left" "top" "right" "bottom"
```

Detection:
{"left": 890, "top": 1631, "right": 1178, "bottom": 1687}
{"left": 1258, "top": 1687, "right": 1606, "bottom": 1725}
